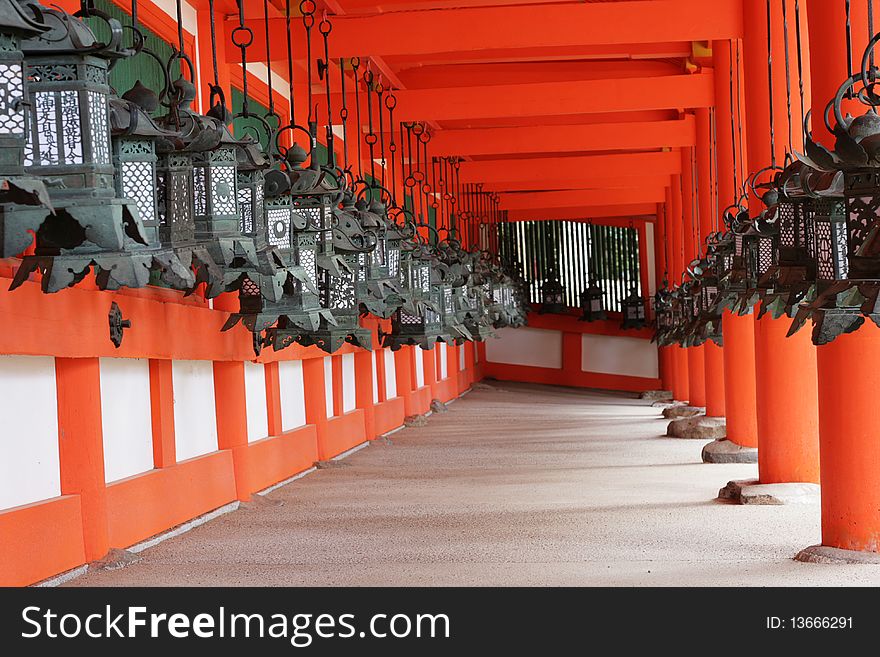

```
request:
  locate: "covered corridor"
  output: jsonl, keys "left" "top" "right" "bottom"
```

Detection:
{"left": 66, "top": 383, "right": 880, "bottom": 587}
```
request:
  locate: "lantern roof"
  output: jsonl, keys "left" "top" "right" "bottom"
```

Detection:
{"left": 1, "top": 0, "right": 47, "bottom": 36}
{"left": 18, "top": 2, "right": 129, "bottom": 59}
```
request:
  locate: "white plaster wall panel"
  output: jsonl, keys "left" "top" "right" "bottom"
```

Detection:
{"left": 324, "top": 357, "right": 335, "bottom": 418}
{"left": 485, "top": 327, "right": 563, "bottom": 369}
{"left": 645, "top": 222, "right": 657, "bottom": 297}
{"left": 0, "top": 356, "right": 59, "bottom": 510}
{"left": 439, "top": 342, "right": 448, "bottom": 379}
{"left": 383, "top": 349, "right": 397, "bottom": 399}
{"left": 278, "top": 360, "right": 306, "bottom": 431}
{"left": 342, "top": 353, "right": 356, "bottom": 413}
{"left": 244, "top": 362, "right": 269, "bottom": 444}
{"left": 100, "top": 358, "right": 154, "bottom": 484}
{"left": 371, "top": 350, "right": 379, "bottom": 404}
{"left": 415, "top": 349, "right": 425, "bottom": 388}
{"left": 172, "top": 360, "right": 219, "bottom": 462}
{"left": 459, "top": 345, "right": 466, "bottom": 371}
{"left": 581, "top": 334, "right": 659, "bottom": 379}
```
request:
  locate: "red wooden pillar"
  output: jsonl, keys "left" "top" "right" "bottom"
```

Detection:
{"left": 712, "top": 38, "right": 759, "bottom": 452}
{"left": 669, "top": 173, "right": 689, "bottom": 402}
{"left": 742, "top": 0, "right": 819, "bottom": 482}
{"left": 56, "top": 358, "right": 109, "bottom": 563}
{"left": 681, "top": 146, "right": 706, "bottom": 408}
{"left": 395, "top": 347, "right": 416, "bottom": 415}
{"left": 354, "top": 350, "right": 377, "bottom": 439}
{"left": 695, "top": 108, "right": 726, "bottom": 417}
{"left": 213, "top": 361, "right": 253, "bottom": 502}
{"left": 302, "top": 357, "right": 330, "bottom": 460}
{"left": 149, "top": 360, "right": 176, "bottom": 468}
{"left": 801, "top": 0, "right": 880, "bottom": 554}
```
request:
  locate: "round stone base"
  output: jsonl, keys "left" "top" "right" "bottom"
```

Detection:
{"left": 640, "top": 390, "right": 674, "bottom": 402}
{"left": 667, "top": 415, "right": 726, "bottom": 440}
{"left": 662, "top": 405, "right": 705, "bottom": 420}
{"left": 701, "top": 438, "right": 758, "bottom": 464}
{"left": 718, "top": 479, "right": 820, "bottom": 505}
{"left": 795, "top": 545, "right": 880, "bottom": 565}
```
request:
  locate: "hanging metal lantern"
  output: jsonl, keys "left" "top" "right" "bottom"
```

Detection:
{"left": 578, "top": 279, "right": 606, "bottom": 322}
{"left": 8, "top": 3, "right": 165, "bottom": 293}
{"left": 621, "top": 287, "right": 646, "bottom": 331}
{"left": 652, "top": 283, "right": 674, "bottom": 346}
{"left": 302, "top": 182, "right": 374, "bottom": 353}
{"left": 100, "top": 90, "right": 199, "bottom": 290}
{"left": 0, "top": 0, "right": 52, "bottom": 258}
{"left": 382, "top": 225, "right": 448, "bottom": 350}
{"left": 354, "top": 195, "right": 404, "bottom": 318}
{"left": 755, "top": 162, "right": 819, "bottom": 318}
{"left": 539, "top": 270, "right": 565, "bottom": 314}
{"left": 223, "top": 149, "right": 328, "bottom": 346}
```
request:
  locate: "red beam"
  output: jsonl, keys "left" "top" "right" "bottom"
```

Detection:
{"left": 483, "top": 174, "right": 672, "bottom": 193}
{"left": 500, "top": 188, "right": 667, "bottom": 211}
{"left": 388, "top": 73, "right": 714, "bottom": 122}
{"left": 430, "top": 117, "right": 695, "bottom": 156}
{"left": 282, "top": 0, "right": 744, "bottom": 59}
{"left": 507, "top": 204, "right": 657, "bottom": 222}
{"left": 459, "top": 151, "right": 682, "bottom": 183}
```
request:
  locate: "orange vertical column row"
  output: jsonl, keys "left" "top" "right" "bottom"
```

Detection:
{"left": 56, "top": 358, "right": 110, "bottom": 563}
{"left": 669, "top": 173, "right": 689, "bottom": 403}
{"left": 395, "top": 348, "right": 416, "bottom": 415}
{"left": 354, "top": 350, "right": 377, "bottom": 439}
{"left": 805, "top": 0, "right": 880, "bottom": 553}
{"left": 695, "top": 108, "right": 726, "bottom": 417}
{"left": 302, "top": 357, "right": 330, "bottom": 460}
{"left": 264, "top": 362, "right": 283, "bottom": 437}
{"left": 742, "top": 0, "right": 819, "bottom": 482}
{"left": 213, "top": 361, "right": 253, "bottom": 502}
{"left": 681, "top": 146, "right": 706, "bottom": 408}
{"left": 149, "top": 360, "right": 177, "bottom": 468}
{"left": 654, "top": 201, "right": 674, "bottom": 392}
{"left": 712, "top": 38, "right": 759, "bottom": 452}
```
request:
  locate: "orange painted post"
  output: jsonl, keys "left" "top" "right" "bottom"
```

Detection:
{"left": 264, "top": 362, "right": 283, "bottom": 437}
{"left": 815, "top": 325, "right": 880, "bottom": 552}
{"left": 802, "top": 0, "right": 880, "bottom": 554}
{"left": 149, "top": 359, "right": 176, "bottom": 468}
{"left": 331, "top": 355, "right": 344, "bottom": 417}
{"left": 354, "top": 350, "right": 377, "bottom": 440}
{"left": 669, "top": 173, "right": 689, "bottom": 403}
{"left": 712, "top": 38, "right": 759, "bottom": 454}
{"left": 302, "top": 357, "right": 330, "bottom": 461}
{"left": 742, "top": 0, "right": 819, "bottom": 482}
{"left": 395, "top": 347, "right": 416, "bottom": 415}
{"left": 681, "top": 146, "right": 706, "bottom": 408}
{"left": 213, "top": 361, "right": 253, "bottom": 502}
{"left": 55, "top": 357, "right": 110, "bottom": 562}
{"left": 424, "top": 347, "right": 439, "bottom": 399}
{"left": 695, "top": 108, "right": 726, "bottom": 417}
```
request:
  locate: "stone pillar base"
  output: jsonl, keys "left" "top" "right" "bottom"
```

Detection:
{"left": 795, "top": 545, "right": 880, "bottom": 564}
{"left": 640, "top": 390, "right": 673, "bottom": 402}
{"left": 662, "top": 405, "right": 705, "bottom": 419}
{"left": 718, "top": 478, "right": 819, "bottom": 505}
{"left": 701, "top": 438, "right": 758, "bottom": 464}
{"left": 666, "top": 415, "right": 726, "bottom": 440}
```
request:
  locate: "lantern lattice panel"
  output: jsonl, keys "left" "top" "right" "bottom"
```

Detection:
{"left": 846, "top": 195, "right": 879, "bottom": 254}
{"left": 0, "top": 62, "right": 25, "bottom": 135}
{"left": 387, "top": 246, "right": 400, "bottom": 276}
{"left": 268, "top": 208, "right": 291, "bottom": 249}
{"left": 193, "top": 168, "right": 207, "bottom": 216}
{"left": 210, "top": 162, "right": 237, "bottom": 216}
{"left": 121, "top": 160, "right": 155, "bottom": 224}
{"left": 88, "top": 90, "right": 110, "bottom": 165}
{"left": 238, "top": 187, "right": 254, "bottom": 234}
